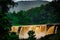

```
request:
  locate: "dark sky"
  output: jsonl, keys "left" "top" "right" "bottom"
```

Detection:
{"left": 9, "top": 1, "right": 49, "bottom": 12}
{"left": 13, "top": 0, "right": 52, "bottom": 2}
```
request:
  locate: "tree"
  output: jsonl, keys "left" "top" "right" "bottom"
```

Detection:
{"left": 7, "top": 32, "right": 19, "bottom": 40}
{"left": 0, "top": 0, "right": 17, "bottom": 40}
{"left": 27, "top": 30, "right": 36, "bottom": 40}
{"left": 46, "top": 1, "right": 60, "bottom": 23}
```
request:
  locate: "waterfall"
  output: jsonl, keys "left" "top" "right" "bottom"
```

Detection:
{"left": 10, "top": 24, "right": 58, "bottom": 39}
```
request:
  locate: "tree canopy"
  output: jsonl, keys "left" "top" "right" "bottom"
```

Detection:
{"left": 7, "top": 3, "right": 60, "bottom": 25}
{"left": 0, "top": 0, "right": 19, "bottom": 40}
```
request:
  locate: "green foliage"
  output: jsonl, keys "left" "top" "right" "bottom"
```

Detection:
{"left": 0, "top": 0, "right": 19, "bottom": 40}
{"left": 7, "top": 3, "right": 60, "bottom": 25}
{"left": 0, "top": 32, "right": 19, "bottom": 40}
{"left": 27, "top": 30, "right": 36, "bottom": 40}
{"left": 8, "top": 32, "right": 19, "bottom": 40}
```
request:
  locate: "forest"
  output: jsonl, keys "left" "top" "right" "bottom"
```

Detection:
{"left": 7, "top": 4, "right": 60, "bottom": 25}
{"left": 0, "top": 0, "right": 60, "bottom": 40}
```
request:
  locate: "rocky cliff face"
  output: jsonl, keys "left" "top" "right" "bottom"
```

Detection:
{"left": 10, "top": 24, "right": 57, "bottom": 39}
